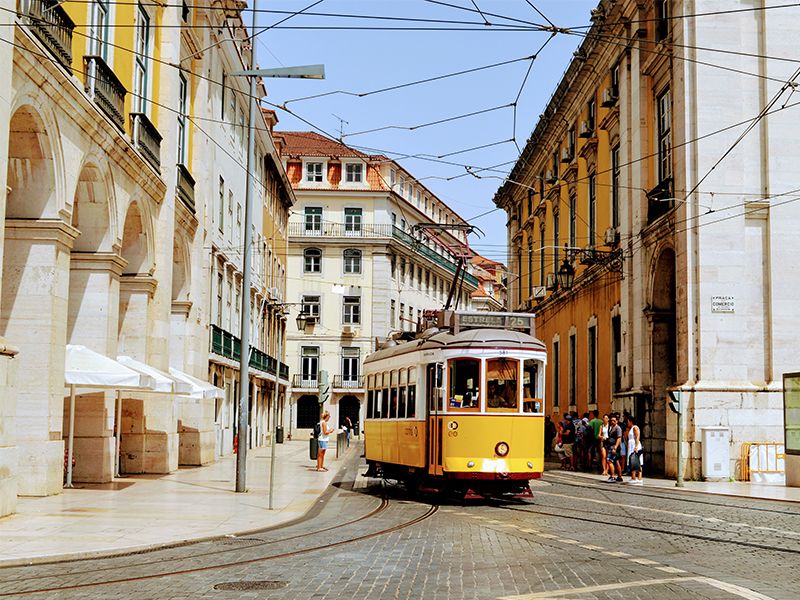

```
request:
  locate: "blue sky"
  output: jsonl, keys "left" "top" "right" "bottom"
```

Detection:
{"left": 254, "top": 1, "right": 597, "bottom": 264}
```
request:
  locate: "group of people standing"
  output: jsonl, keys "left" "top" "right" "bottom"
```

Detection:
{"left": 544, "top": 410, "right": 644, "bottom": 484}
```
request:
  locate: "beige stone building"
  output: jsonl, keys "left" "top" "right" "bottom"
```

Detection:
{"left": 0, "top": 0, "right": 292, "bottom": 516}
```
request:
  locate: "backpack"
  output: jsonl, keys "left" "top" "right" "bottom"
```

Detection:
{"left": 313, "top": 421, "right": 321, "bottom": 438}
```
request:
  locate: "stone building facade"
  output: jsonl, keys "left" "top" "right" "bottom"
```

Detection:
{"left": 495, "top": 0, "right": 800, "bottom": 478}
{"left": 0, "top": 0, "right": 291, "bottom": 516}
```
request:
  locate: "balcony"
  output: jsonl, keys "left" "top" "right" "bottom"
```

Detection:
{"left": 288, "top": 222, "right": 393, "bottom": 239}
{"left": 210, "top": 324, "right": 288, "bottom": 378}
{"left": 333, "top": 375, "right": 364, "bottom": 389}
{"left": 646, "top": 177, "right": 674, "bottom": 224}
{"left": 84, "top": 55, "right": 126, "bottom": 131}
{"left": 292, "top": 373, "right": 318, "bottom": 389}
{"left": 19, "top": 0, "right": 74, "bottom": 72}
{"left": 130, "top": 112, "right": 162, "bottom": 171}
{"left": 176, "top": 163, "right": 195, "bottom": 213}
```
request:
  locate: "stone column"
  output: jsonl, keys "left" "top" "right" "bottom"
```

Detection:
{"left": 67, "top": 253, "right": 125, "bottom": 483}
{"left": 1, "top": 219, "right": 77, "bottom": 496}
{"left": 118, "top": 274, "right": 177, "bottom": 473}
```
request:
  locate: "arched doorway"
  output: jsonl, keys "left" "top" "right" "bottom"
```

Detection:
{"left": 339, "top": 395, "right": 360, "bottom": 434}
{"left": 2, "top": 105, "right": 69, "bottom": 496}
{"left": 297, "top": 394, "right": 319, "bottom": 429}
{"left": 647, "top": 247, "right": 676, "bottom": 475}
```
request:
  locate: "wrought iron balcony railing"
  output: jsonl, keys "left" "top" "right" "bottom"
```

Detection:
{"left": 19, "top": 0, "right": 74, "bottom": 71}
{"left": 292, "top": 373, "right": 318, "bottom": 389}
{"left": 176, "top": 163, "right": 195, "bottom": 213}
{"left": 130, "top": 112, "right": 162, "bottom": 171}
{"left": 333, "top": 375, "right": 364, "bottom": 389}
{"left": 210, "top": 324, "right": 287, "bottom": 378}
{"left": 83, "top": 55, "right": 126, "bottom": 131}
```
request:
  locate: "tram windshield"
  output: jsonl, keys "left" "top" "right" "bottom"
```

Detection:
{"left": 486, "top": 358, "right": 519, "bottom": 412}
{"left": 448, "top": 358, "right": 480, "bottom": 412}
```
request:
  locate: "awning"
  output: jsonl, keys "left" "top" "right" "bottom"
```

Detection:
{"left": 169, "top": 367, "right": 225, "bottom": 400}
{"left": 65, "top": 345, "right": 155, "bottom": 389}
{"left": 117, "top": 356, "right": 193, "bottom": 394}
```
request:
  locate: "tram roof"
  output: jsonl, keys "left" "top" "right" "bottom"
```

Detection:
{"left": 364, "top": 328, "right": 546, "bottom": 364}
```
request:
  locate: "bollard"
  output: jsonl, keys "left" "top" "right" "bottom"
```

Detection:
{"left": 309, "top": 435, "right": 318, "bottom": 461}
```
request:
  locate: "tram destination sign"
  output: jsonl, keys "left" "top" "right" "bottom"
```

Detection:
{"left": 443, "top": 311, "right": 535, "bottom": 336}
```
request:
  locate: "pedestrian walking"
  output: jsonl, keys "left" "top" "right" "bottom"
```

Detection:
{"left": 560, "top": 414, "right": 576, "bottom": 470}
{"left": 625, "top": 414, "right": 643, "bottom": 484}
{"left": 316, "top": 411, "right": 334, "bottom": 472}
{"left": 598, "top": 413, "right": 609, "bottom": 475}
{"left": 605, "top": 415, "right": 623, "bottom": 482}
{"left": 588, "top": 410, "right": 603, "bottom": 470}
{"left": 343, "top": 416, "right": 353, "bottom": 447}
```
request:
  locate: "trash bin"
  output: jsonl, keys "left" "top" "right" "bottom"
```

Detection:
{"left": 701, "top": 426, "right": 730, "bottom": 480}
{"left": 309, "top": 435, "right": 318, "bottom": 461}
{"left": 275, "top": 426, "right": 284, "bottom": 444}
{"left": 354, "top": 422, "right": 360, "bottom": 437}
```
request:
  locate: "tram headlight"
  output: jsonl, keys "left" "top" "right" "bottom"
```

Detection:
{"left": 495, "top": 441, "right": 510, "bottom": 457}
{"left": 467, "top": 461, "right": 475, "bottom": 468}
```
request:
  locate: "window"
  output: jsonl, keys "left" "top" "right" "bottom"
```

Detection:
{"left": 539, "top": 171, "right": 545, "bottom": 198}
{"left": 390, "top": 169, "right": 396, "bottom": 188}
{"left": 301, "top": 347, "right": 319, "bottom": 383}
{"left": 400, "top": 257, "right": 406, "bottom": 281}
{"left": 611, "top": 63, "right": 620, "bottom": 98}
{"left": 398, "top": 368, "right": 407, "bottom": 417}
{"left": 341, "top": 347, "right": 360, "bottom": 385}
{"left": 588, "top": 173, "right": 596, "bottom": 247}
{"left": 553, "top": 340, "right": 560, "bottom": 408}
{"left": 416, "top": 190, "right": 422, "bottom": 208}
{"left": 568, "top": 124, "right": 576, "bottom": 158}
{"left": 588, "top": 324, "right": 597, "bottom": 406}
{"left": 448, "top": 358, "right": 481, "bottom": 412}
{"left": 390, "top": 254, "right": 396, "bottom": 278}
{"left": 553, "top": 209, "right": 560, "bottom": 273}
{"left": 177, "top": 74, "right": 188, "bottom": 165}
{"left": 381, "top": 373, "right": 389, "bottom": 417}
{"left": 486, "top": 358, "right": 519, "bottom": 412}
{"left": 216, "top": 271, "right": 223, "bottom": 324}
{"left": 657, "top": 89, "right": 672, "bottom": 183}
{"left": 551, "top": 151, "right": 559, "bottom": 178}
{"left": 304, "top": 207, "right": 322, "bottom": 234}
{"left": 407, "top": 367, "right": 417, "bottom": 418}
{"left": 522, "top": 359, "right": 542, "bottom": 413}
{"left": 133, "top": 4, "right": 150, "bottom": 113}
{"left": 344, "top": 207, "right": 362, "bottom": 235}
{"left": 399, "top": 303, "right": 405, "bottom": 330}
{"left": 399, "top": 176, "right": 405, "bottom": 197}
{"left": 527, "top": 189, "right": 533, "bottom": 218}
{"left": 304, "top": 248, "right": 321, "bottom": 273}
{"left": 424, "top": 197, "right": 429, "bottom": 212}
{"left": 367, "top": 378, "right": 375, "bottom": 419}
{"left": 389, "top": 371, "right": 398, "bottom": 418}
{"left": 516, "top": 247, "right": 522, "bottom": 305}
{"left": 390, "top": 299, "right": 396, "bottom": 328}
{"left": 343, "top": 296, "right": 360, "bottom": 324}
{"left": 612, "top": 314, "right": 622, "bottom": 392}
{"left": 527, "top": 242, "right": 533, "bottom": 298}
{"left": 89, "top": 0, "right": 110, "bottom": 59}
{"left": 400, "top": 218, "right": 406, "bottom": 231}
{"left": 345, "top": 163, "right": 363, "bottom": 183}
{"left": 611, "top": 145, "right": 620, "bottom": 228}
{"left": 227, "top": 190, "right": 233, "bottom": 237}
{"left": 391, "top": 213, "right": 397, "bottom": 227}
{"left": 306, "top": 162, "right": 323, "bottom": 183}
{"left": 218, "top": 177, "right": 224, "bottom": 232}
{"left": 236, "top": 202, "right": 242, "bottom": 245}
{"left": 568, "top": 333, "right": 576, "bottom": 407}
{"left": 539, "top": 224, "right": 546, "bottom": 287}
{"left": 656, "top": 0, "right": 670, "bottom": 40}
{"left": 343, "top": 249, "right": 362, "bottom": 274}
{"left": 569, "top": 193, "right": 577, "bottom": 249}
{"left": 301, "top": 295, "right": 320, "bottom": 322}
{"left": 587, "top": 97, "right": 596, "bottom": 132}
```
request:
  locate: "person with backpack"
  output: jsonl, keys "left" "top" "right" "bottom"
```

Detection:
{"left": 625, "top": 414, "right": 644, "bottom": 484}
{"left": 316, "top": 411, "right": 334, "bottom": 472}
{"left": 560, "top": 414, "right": 576, "bottom": 471}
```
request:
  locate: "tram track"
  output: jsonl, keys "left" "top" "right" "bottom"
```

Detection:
{"left": 0, "top": 500, "right": 439, "bottom": 596}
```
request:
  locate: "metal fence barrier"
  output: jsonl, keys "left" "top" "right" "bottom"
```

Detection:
{"left": 740, "top": 442, "right": 785, "bottom": 483}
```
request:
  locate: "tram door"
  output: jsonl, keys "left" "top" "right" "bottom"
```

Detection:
{"left": 426, "top": 363, "right": 444, "bottom": 476}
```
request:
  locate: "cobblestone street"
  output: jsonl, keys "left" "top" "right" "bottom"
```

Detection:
{"left": 1, "top": 459, "right": 798, "bottom": 600}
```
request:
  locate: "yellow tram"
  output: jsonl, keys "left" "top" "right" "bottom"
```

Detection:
{"left": 363, "top": 311, "right": 546, "bottom": 497}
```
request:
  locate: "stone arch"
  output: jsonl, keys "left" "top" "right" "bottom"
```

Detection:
{"left": 6, "top": 104, "right": 61, "bottom": 219}
{"left": 120, "top": 200, "right": 154, "bottom": 275}
{"left": 70, "top": 157, "right": 117, "bottom": 253}
{"left": 645, "top": 245, "right": 677, "bottom": 474}
{"left": 296, "top": 394, "right": 319, "bottom": 429}
{"left": 339, "top": 395, "right": 360, "bottom": 430}
{"left": 172, "top": 232, "right": 191, "bottom": 302}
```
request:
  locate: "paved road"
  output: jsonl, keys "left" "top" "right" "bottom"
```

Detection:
{"left": 1, "top": 461, "right": 798, "bottom": 599}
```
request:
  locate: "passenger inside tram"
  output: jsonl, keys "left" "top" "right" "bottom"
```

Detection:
{"left": 487, "top": 358, "right": 519, "bottom": 411}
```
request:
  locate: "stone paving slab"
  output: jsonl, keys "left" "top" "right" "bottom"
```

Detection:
{"left": 0, "top": 440, "right": 357, "bottom": 566}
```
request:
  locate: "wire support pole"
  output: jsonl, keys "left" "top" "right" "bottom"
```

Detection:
{"left": 268, "top": 324, "right": 284, "bottom": 510}
{"left": 235, "top": 0, "right": 259, "bottom": 494}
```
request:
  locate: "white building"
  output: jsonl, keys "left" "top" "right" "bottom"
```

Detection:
{"left": 275, "top": 132, "right": 478, "bottom": 436}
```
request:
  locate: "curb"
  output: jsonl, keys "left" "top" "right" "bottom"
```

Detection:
{"left": 0, "top": 446, "right": 362, "bottom": 569}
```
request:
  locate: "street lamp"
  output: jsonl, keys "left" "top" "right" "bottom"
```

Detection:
{"left": 557, "top": 258, "right": 575, "bottom": 290}
{"left": 295, "top": 311, "right": 310, "bottom": 332}
{"left": 234, "top": 0, "right": 324, "bottom": 493}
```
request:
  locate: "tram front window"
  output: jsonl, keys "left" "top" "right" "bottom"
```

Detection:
{"left": 523, "top": 359, "right": 542, "bottom": 413}
{"left": 448, "top": 358, "right": 481, "bottom": 412}
{"left": 487, "top": 358, "right": 519, "bottom": 412}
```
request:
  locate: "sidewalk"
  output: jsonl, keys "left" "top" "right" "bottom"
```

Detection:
{"left": 544, "top": 463, "right": 800, "bottom": 504}
{"left": 0, "top": 439, "right": 358, "bottom": 566}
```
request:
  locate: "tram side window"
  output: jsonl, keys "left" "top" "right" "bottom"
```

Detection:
{"left": 523, "top": 359, "right": 542, "bottom": 413}
{"left": 448, "top": 358, "right": 481, "bottom": 411}
{"left": 381, "top": 372, "right": 389, "bottom": 418}
{"left": 408, "top": 367, "right": 417, "bottom": 418}
{"left": 390, "top": 370, "right": 399, "bottom": 418}
{"left": 367, "top": 389, "right": 374, "bottom": 419}
{"left": 398, "top": 368, "right": 407, "bottom": 418}
{"left": 487, "top": 358, "right": 520, "bottom": 412}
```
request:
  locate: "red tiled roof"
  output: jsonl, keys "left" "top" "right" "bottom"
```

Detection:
{"left": 279, "top": 131, "right": 370, "bottom": 159}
